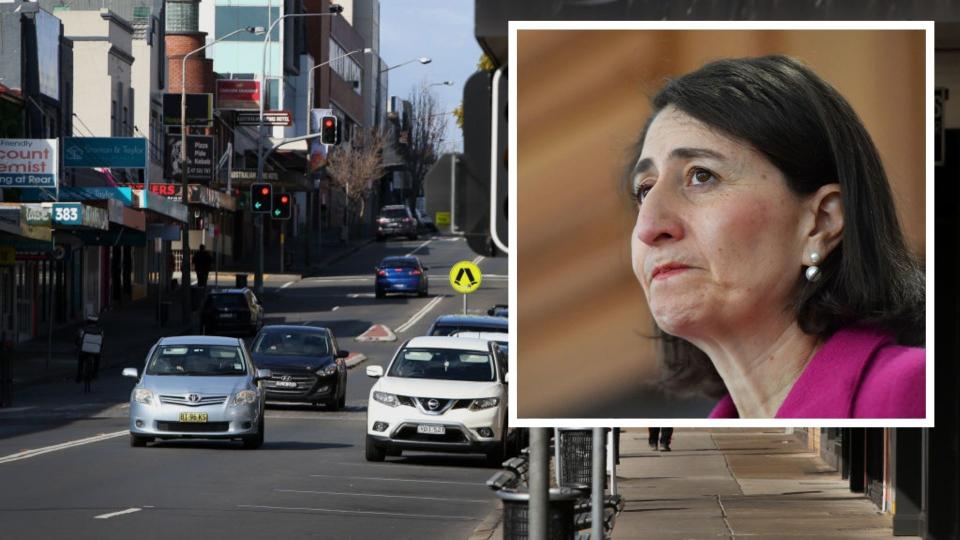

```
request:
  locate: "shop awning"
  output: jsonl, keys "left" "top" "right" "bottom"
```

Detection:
{"left": 132, "top": 189, "right": 188, "bottom": 222}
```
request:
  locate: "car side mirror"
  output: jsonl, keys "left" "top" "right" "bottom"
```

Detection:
{"left": 503, "top": 372, "right": 510, "bottom": 384}
{"left": 254, "top": 368, "right": 273, "bottom": 382}
{"left": 336, "top": 350, "right": 349, "bottom": 359}
{"left": 366, "top": 365, "right": 384, "bottom": 378}
{"left": 122, "top": 367, "right": 139, "bottom": 379}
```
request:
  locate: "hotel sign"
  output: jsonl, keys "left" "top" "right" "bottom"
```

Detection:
{"left": 0, "top": 139, "right": 58, "bottom": 188}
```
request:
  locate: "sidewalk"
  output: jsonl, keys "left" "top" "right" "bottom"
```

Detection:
{"left": 478, "top": 429, "right": 912, "bottom": 539}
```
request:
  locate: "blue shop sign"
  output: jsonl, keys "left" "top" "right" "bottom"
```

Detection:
{"left": 63, "top": 137, "right": 147, "bottom": 169}
{"left": 52, "top": 203, "right": 82, "bottom": 225}
{"left": 56, "top": 186, "right": 134, "bottom": 205}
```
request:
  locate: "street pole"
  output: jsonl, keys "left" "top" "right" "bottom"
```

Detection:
{"left": 528, "top": 428, "right": 549, "bottom": 540}
{"left": 592, "top": 427, "right": 606, "bottom": 540}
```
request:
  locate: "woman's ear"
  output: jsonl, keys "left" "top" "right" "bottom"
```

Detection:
{"left": 805, "top": 183, "right": 844, "bottom": 260}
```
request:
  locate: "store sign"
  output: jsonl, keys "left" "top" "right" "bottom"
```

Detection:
{"left": 52, "top": 203, "right": 82, "bottom": 225}
{"left": 23, "top": 204, "right": 51, "bottom": 226}
{"left": 162, "top": 93, "right": 214, "bottom": 126}
{"left": 236, "top": 110, "right": 292, "bottom": 126}
{"left": 63, "top": 137, "right": 147, "bottom": 169}
{"left": 0, "top": 139, "right": 58, "bottom": 188}
{"left": 217, "top": 80, "right": 260, "bottom": 110}
{"left": 230, "top": 169, "right": 279, "bottom": 183}
{"left": 164, "top": 135, "right": 214, "bottom": 182}
{"left": 57, "top": 186, "right": 134, "bottom": 205}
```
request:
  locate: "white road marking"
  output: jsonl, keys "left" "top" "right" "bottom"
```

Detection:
{"left": 0, "top": 406, "right": 36, "bottom": 414}
{"left": 280, "top": 281, "right": 294, "bottom": 289}
{"left": 332, "top": 306, "right": 340, "bottom": 312}
{"left": 395, "top": 295, "right": 444, "bottom": 333}
{"left": 274, "top": 489, "right": 488, "bottom": 503}
{"left": 348, "top": 293, "right": 375, "bottom": 299}
{"left": 0, "top": 430, "right": 126, "bottom": 465}
{"left": 94, "top": 508, "right": 142, "bottom": 520}
{"left": 304, "top": 276, "right": 371, "bottom": 283}
{"left": 406, "top": 239, "right": 432, "bottom": 256}
{"left": 308, "top": 473, "right": 485, "bottom": 486}
{"left": 237, "top": 504, "right": 476, "bottom": 521}
{"left": 472, "top": 255, "right": 485, "bottom": 265}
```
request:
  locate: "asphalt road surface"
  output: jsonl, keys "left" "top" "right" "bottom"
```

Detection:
{"left": 0, "top": 236, "right": 508, "bottom": 540}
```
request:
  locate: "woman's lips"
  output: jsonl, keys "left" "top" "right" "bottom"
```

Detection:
{"left": 651, "top": 264, "right": 691, "bottom": 281}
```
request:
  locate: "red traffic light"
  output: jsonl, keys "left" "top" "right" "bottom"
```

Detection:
{"left": 280, "top": 195, "right": 289, "bottom": 204}
{"left": 260, "top": 187, "right": 270, "bottom": 195}
{"left": 323, "top": 118, "right": 334, "bottom": 128}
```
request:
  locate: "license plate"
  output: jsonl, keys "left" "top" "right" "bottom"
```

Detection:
{"left": 219, "top": 313, "right": 235, "bottom": 319}
{"left": 274, "top": 381, "right": 297, "bottom": 388}
{"left": 394, "top": 284, "right": 407, "bottom": 288}
{"left": 179, "top": 412, "right": 208, "bottom": 423}
{"left": 417, "top": 424, "right": 445, "bottom": 435}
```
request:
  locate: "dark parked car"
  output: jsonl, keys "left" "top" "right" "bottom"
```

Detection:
{"left": 375, "top": 256, "right": 429, "bottom": 298}
{"left": 376, "top": 205, "right": 418, "bottom": 241}
{"left": 487, "top": 304, "right": 508, "bottom": 318}
{"left": 426, "top": 314, "right": 508, "bottom": 336}
{"left": 201, "top": 288, "right": 264, "bottom": 336}
{"left": 251, "top": 325, "right": 349, "bottom": 410}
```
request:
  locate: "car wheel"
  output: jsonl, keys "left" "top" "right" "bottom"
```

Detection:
{"left": 376, "top": 235, "right": 385, "bottom": 242}
{"left": 130, "top": 434, "right": 151, "bottom": 447}
{"left": 418, "top": 287, "right": 428, "bottom": 298}
{"left": 327, "top": 396, "right": 341, "bottom": 412}
{"left": 242, "top": 419, "right": 265, "bottom": 449}
{"left": 408, "top": 233, "right": 418, "bottom": 241}
{"left": 365, "top": 435, "right": 386, "bottom": 462}
{"left": 338, "top": 390, "right": 346, "bottom": 410}
{"left": 375, "top": 287, "right": 385, "bottom": 299}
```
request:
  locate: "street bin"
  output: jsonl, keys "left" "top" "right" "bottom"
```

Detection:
{"left": 236, "top": 274, "right": 249, "bottom": 288}
{"left": 496, "top": 487, "right": 579, "bottom": 540}
{"left": 556, "top": 429, "right": 594, "bottom": 490}
{"left": 159, "top": 300, "right": 172, "bottom": 327}
{"left": 190, "top": 286, "right": 204, "bottom": 310}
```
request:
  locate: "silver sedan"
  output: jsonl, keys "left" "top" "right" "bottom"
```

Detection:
{"left": 123, "top": 335, "right": 271, "bottom": 449}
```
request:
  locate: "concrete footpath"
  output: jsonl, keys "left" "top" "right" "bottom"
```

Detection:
{"left": 476, "top": 428, "right": 914, "bottom": 540}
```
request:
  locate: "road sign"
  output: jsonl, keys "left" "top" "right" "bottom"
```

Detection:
{"left": 0, "top": 138, "right": 58, "bottom": 188}
{"left": 435, "top": 211, "right": 450, "bottom": 226}
{"left": 63, "top": 137, "right": 147, "bottom": 168}
{"left": 236, "top": 110, "right": 292, "bottom": 127}
{"left": 449, "top": 260, "right": 482, "bottom": 294}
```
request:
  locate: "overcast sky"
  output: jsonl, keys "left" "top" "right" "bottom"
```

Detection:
{"left": 380, "top": 0, "right": 482, "bottom": 152}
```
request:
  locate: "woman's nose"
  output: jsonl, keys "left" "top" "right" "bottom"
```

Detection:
{"left": 634, "top": 183, "right": 684, "bottom": 246}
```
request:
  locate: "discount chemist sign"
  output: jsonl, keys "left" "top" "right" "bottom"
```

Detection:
{"left": 0, "top": 139, "right": 58, "bottom": 188}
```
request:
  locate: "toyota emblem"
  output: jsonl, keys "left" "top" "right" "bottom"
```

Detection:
{"left": 427, "top": 399, "right": 439, "bottom": 410}
{"left": 187, "top": 393, "right": 200, "bottom": 403}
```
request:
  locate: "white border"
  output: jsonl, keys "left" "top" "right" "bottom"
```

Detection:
{"left": 509, "top": 20, "right": 934, "bottom": 428}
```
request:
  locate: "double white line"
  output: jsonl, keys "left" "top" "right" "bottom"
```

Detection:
{"left": 0, "top": 430, "right": 127, "bottom": 465}
{"left": 395, "top": 296, "right": 443, "bottom": 334}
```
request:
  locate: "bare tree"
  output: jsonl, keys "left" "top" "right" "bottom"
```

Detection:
{"left": 327, "top": 129, "right": 386, "bottom": 229}
{"left": 405, "top": 82, "right": 448, "bottom": 206}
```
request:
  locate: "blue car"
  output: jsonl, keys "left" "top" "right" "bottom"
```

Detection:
{"left": 375, "top": 256, "right": 429, "bottom": 298}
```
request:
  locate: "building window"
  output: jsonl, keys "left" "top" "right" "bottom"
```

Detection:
{"left": 215, "top": 5, "right": 279, "bottom": 41}
{"left": 166, "top": 1, "right": 199, "bottom": 33}
{"left": 329, "top": 39, "right": 362, "bottom": 96}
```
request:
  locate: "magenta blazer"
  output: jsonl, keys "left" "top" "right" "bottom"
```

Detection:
{"left": 709, "top": 326, "right": 926, "bottom": 419}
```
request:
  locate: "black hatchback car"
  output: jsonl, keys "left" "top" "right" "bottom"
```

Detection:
{"left": 251, "top": 325, "right": 349, "bottom": 410}
{"left": 200, "top": 288, "right": 264, "bottom": 336}
{"left": 376, "top": 205, "right": 418, "bottom": 241}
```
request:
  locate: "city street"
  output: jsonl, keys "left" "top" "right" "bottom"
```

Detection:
{"left": 0, "top": 236, "right": 508, "bottom": 540}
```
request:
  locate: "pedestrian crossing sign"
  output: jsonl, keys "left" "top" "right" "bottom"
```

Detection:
{"left": 449, "top": 261, "right": 482, "bottom": 294}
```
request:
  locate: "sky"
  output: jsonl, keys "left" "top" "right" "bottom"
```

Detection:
{"left": 379, "top": 0, "right": 482, "bottom": 153}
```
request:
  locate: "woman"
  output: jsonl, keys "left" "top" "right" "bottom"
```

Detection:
{"left": 626, "top": 55, "right": 925, "bottom": 419}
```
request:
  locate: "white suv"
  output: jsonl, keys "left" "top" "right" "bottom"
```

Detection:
{"left": 365, "top": 336, "right": 512, "bottom": 464}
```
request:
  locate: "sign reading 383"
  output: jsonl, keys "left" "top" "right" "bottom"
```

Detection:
{"left": 52, "top": 203, "right": 82, "bottom": 226}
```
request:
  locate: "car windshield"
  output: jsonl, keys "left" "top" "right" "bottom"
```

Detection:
{"left": 388, "top": 348, "right": 495, "bottom": 382}
{"left": 430, "top": 324, "right": 508, "bottom": 336}
{"left": 210, "top": 294, "right": 247, "bottom": 308}
{"left": 382, "top": 208, "right": 407, "bottom": 218}
{"left": 146, "top": 345, "right": 247, "bottom": 376}
{"left": 252, "top": 331, "right": 330, "bottom": 356}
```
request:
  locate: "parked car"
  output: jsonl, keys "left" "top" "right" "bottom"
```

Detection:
{"left": 123, "top": 335, "right": 270, "bottom": 449}
{"left": 414, "top": 208, "right": 438, "bottom": 233}
{"left": 251, "top": 325, "right": 349, "bottom": 410}
{"left": 376, "top": 205, "right": 418, "bottom": 241}
{"left": 487, "top": 304, "right": 508, "bottom": 318}
{"left": 427, "top": 314, "right": 508, "bottom": 336}
{"left": 375, "top": 256, "right": 429, "bottom": 298}
{"left": 200, "top": 288, "right": 264, "bottom": 336}
{"left": 365, "top": 336, "right": 516, "bottom": 464}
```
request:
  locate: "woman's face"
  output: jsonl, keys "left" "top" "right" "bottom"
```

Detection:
{"left": 631, "top": 106, "right": 809, "bottom": 342}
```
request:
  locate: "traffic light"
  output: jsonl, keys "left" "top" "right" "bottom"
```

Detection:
{"left": 320, "top": 115, "right": 340, "bottom": 145}
{"left": 272, "top": 192, "right": 291, "bottom": 220}
{"left": 251, "top": 183, "right": 272, "bottom": 213}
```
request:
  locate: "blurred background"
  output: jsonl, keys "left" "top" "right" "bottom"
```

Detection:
{"left": 516, "top": 29, "right": 926, "bottom": 418}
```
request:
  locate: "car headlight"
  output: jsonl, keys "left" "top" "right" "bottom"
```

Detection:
{"left": 469, "top": 397, "right": 500, "bottom": 411}
{"left": 373, "top": 391, "right": 398, "bottom": 407}
{"left": 318, "top": 364, "right": 338, "bottom": 376}
{"left": 231, "top": 389, "right": 258, "bottom": 406}
{"left": 133, "top": 388, "right": 154, "bottom": 405}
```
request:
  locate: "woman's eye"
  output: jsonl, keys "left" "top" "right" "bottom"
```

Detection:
{"left": 634, "top": 183, "right": 653, "bottom": 205}
{"left": 689, "top": 167, "right": 717, "bottom": 186}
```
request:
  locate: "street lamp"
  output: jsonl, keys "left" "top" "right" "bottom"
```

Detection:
{"left": 255, "top": 6, "right": 344, "bottom": 294}
{"left": 428, "top": 80, "right": 454, "bottom": 88}
{"left": 179, "top": 25, "right": 264, "bottom": 323}
{"left": 306, "top": 47, "right": 373, "bottom": 126}
{"left": 375, "top": 57, "right": 431, "bottom": 127}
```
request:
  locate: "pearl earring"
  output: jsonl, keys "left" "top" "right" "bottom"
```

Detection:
{"left": 805, "top": 252, "right": 821, "bottom": 282}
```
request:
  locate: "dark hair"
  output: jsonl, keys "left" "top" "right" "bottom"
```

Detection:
{"left": 625, "top": 55, "right": 925, "bottom": 399}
